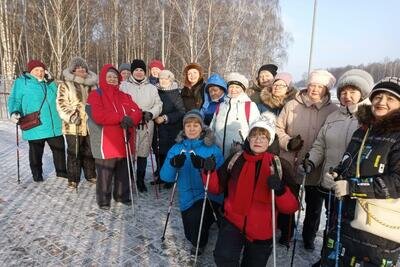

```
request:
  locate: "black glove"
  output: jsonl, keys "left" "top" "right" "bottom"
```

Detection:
{"left": 302, "top": 158, "right": 315, "bottom": 174}
{"left": 203, "top": 156, "right": 216, "bottom": 171}
{"left": 190, "top": 153, "right": 205, "bottom": 169}
{"left": 142, "top": 111, "right": 153, "bottom": 122}
{"left": 120, "top": 116, "right": 134, "bottom": 129}
{"left": 170, "top": 153, "right": 186, "bottom": 168}
{"left": 267, "top": 174, "right": 285, "bottom": 196}
{"left": 287, "top": 135, "right": 304, "bottom": 151}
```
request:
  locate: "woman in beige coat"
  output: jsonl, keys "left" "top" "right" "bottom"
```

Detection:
{"left": 276, "top": 70, "right": 337, "bottom": 250}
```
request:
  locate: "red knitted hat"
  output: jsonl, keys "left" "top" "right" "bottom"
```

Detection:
{"left": 27, "top": 60, "right": 46, "bottom": 73}
{"left": 149, "top": 59, "right": 164, "bottom": 70}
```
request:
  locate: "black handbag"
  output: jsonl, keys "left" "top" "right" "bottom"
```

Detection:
{"left": 19, "top": 87, "right": 47, "bottom": 131}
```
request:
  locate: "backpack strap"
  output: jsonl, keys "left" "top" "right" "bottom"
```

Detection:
{"left": 227, "top": 151, "right": 243, "bottom": 172}
{"left": 245, "top": 101, "right": 251, "bottom": 124}
{"left": 215, "top": 102, "right": 220, "bottom": 116}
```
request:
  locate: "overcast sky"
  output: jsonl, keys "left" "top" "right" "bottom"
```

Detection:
{"left": 280, "top": 0, "right": 399, "bottom": 81}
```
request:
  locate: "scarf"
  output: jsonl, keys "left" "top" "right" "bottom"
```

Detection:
{"left": 233, "top": 151, "right": 273, "bottom": 216}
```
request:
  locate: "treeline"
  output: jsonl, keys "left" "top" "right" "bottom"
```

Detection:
{"left": 0, "top": 0, "right": 289, "bottom": 89}
{"left": 296, "top": 58, "right": 400, "bottom": 88}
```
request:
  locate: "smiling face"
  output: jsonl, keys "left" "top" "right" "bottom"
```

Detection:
{"left": 132, "top": 68, "right": 145, "bottom": 81}
{"left": 228, "top": 84, "right": 243, "bottom": 99}
{"left": 248, "top": 128, "right": 270, "bottom": 155}
{"left": 307, "top": 83, "right": 327, "bottom": 102}
{"left": 371, "top": 91, "right": 400, "bottom": 119}
{"left": 150, "top": 67, "right": 161, "bottom": 78}
{"left": 106, "top": 71, "right": 119, "bottom": 85}
{"left": 30, "top": 67, "right": 45, "bottom": 80}
{"left": 73, "top": 66, "right": 88, "bottom": 79}
{"left": 184, "top": 118, "right": 202, "bottom": 139}
{"left": 339, "top": 86, "right": 362, "bottom": 107}
{"left": 159, "top": 77, "right": 172, "bottom": 88}
{"left": 271, "top": 80, "right": 288, "bottom": 98}
{"left": 120, "top": 70, "right": 131, "bottom": 81}
{"left": 258, "top": 70, "right": 274, "bottom": 88}
{"left": 187, "top": 69, "right": 200, "bottom": 86}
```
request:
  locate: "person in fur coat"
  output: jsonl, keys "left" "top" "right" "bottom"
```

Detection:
{"left": 246, "top": 64, "right": 278, "bottom": 105}
{"left": 180, "top": 63, "right": 206, "bottom": 111}
{"left": 160, "top": 110, "right": 224, "bottom": 255}
{"left": 205, "top": 113, "right": 299, "bottom": 266}
{"left": 320, "top": 77, "right": 400, "bottom": 267}
{"left": 57, "top": 57, "right": 98, "bottom": 189}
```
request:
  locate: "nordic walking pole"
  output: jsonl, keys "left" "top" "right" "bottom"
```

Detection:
{"left": 194, "top": 169, "right": 212, "bottom": 266}
{"left": 123, "top": 129, "right": 135, "bottom": 216}
{"left": 290, "top": 153, "right": 310, "bottom": 267}
{"left": 75, "top": 124, "right": 79, "bottom": 193}
{"left": 16, "top": 124, "right": 20, "bottom": 184}
{"left": 270, "top": 155, "right": 283, "bottom": 267}
{"left": 161, "top": 149, "right": 185, "bottom": 241}
{"left": 126, "top": 128, "right": 139, "bottom": 198}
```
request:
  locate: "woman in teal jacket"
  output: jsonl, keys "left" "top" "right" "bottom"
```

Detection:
{"left": 8, "top": 60, "right": 67, "bottom": 182}
{"left": 160, "top": 109, "right": 224, "bottom": 255}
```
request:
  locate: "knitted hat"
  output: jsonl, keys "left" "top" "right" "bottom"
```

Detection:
{"left": 258, "top": 64, "right": 278, "bottom": 77}
{"left": 369, "top": 77, "right": 400, "bottom": 101}
{"left": 149, "top": 59, "right": 164, "bottom": 71}
{"left": 27, "top": 60, "right": 46, "bottom": 72}
{"left": 130, "top": 59, "right": 146, "bottom": 72}
{"left": 226, "top": 72, "right": 249, "bottom": 90}
{"left": 183, "top": 63, "right": 204, "bottom": 87}
{"left": 308, "top": 70, "right": 336, "bottom": 90}
{"left": 274, "top": 72, "right": 293, "bottom": 87}
{"left": 118, "top": 63, "right": 131, "bottom": 72}
{"left": 68, "top": 57, "right": 88, "bottom": 73}
{"left": 183, "top": 109, "right": 204, "bottom": 128}
{"left": 249, "top": 112, "right": 276, "bottom": 145}
{"left": 336, "top": 69, "right": 374, "bottom": 100}
{"left": 159, "top": 70, "right": 175, "bottom": 81}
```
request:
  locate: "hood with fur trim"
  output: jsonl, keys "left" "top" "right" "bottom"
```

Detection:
{"left": 356, "top": 104, "right": 400, "bottom": 134}
{"left": 260, "top": 86, "right": 297, "bottom": 109}
{"left": 63, "top": 68, "right": 98, "bottom": 87}
{"left": 175, "top": 127, "right": 215, "bottom": 146}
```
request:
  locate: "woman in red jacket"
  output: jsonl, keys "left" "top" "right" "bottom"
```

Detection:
{"left": 86, "top": 64, "right": 142, "bottom": 210}
{"left": 205, "top": 113, "right": 299, "bottom": 266}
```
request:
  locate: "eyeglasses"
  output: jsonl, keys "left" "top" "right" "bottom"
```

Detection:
{"left": 272, "top": 84, "right": 287, "bottom": 89}
{"left": 248, "top": 135, "right": 269, "bottom": 142}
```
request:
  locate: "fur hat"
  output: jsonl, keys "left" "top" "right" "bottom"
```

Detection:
{"left": 118, "top": 63, "right": 131, "bottom": 72}
{"left": 131, "top": 59, "right": 146, "bottom": 72}
{"left": 308, "top": 70, "right": 336, "bottom": 90}
{"left": 183, "top": 63, "right": 204, "bottom": 87}
{"left": 183, "top": 109, "right": 204, "bottom": 128}
{"left": 258, "top": 64, "right": 278, "bottom": 77}
{"left": 68, "top": 57, "right": 89, "bottom": 73}
{"left": 27, "top": 60, "right": 46, "bottom": 72}
{"left": 249, "top": 112, "right": 276, "bottom": 145}
{"left": 226, "top": 72, "right": 249, "bottom": 90}
{"left": 274, "top": 72, "right": 293, "bottom": 87}
{"left": 336, "top": 69, "right": 374, "bottom": 100}
{"left": 149, "top": 59, "right": 164, "bottom": 71}
{"left": 369, "top": 76, "right": 400, "bottom": 101}
{"left": 159, "top": 70, "right": 175, "bottom": 81}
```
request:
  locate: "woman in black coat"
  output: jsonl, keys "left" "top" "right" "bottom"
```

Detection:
{"left": 152, "top": 70, "right": 186, "bottom": 188}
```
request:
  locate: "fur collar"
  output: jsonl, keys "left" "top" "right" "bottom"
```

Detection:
{"left": 63, "top": 69, "right": 98, "bottom": 86}
{"left": 260, "top": 87, "right": 297, "bottom": 109}
{"left": 175, "top": 127, "right": 215, "bottom": 146}
{"left": 356, "top": 104, "right": 400, "bottom": 134}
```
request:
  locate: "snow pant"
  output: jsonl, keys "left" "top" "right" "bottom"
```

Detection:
{"left": 65, "top": 134, "right": 96, "bottom": 183}
{"left": 95, "top": 158, "right": 130, "bottom": 206}
{"left": 214, "top": 218, "right": 273, "bottom": 267}
{"left": 28, "top": 135, "right": 67, "bottom": 181}
{"left": 302, "top": 185, "right": 326, "bottom": 246}
{"left": 136, "top": 156, "right": 147, "bottom": 185}
{"left": 181, "top": 199, "right": 220, "bottom": 248}
{"left": 278, "top": 184, "right": 299, "bottom": 242}
{"left": 321, "top": 228, "right": 400, "bottom": 267}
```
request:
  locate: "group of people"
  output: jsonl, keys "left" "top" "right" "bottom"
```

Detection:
{"left": 7, "top": 57, "right": 400, "bottom": 266}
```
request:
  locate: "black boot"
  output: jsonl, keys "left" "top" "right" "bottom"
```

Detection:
{"left": 136, "top": 178, "right": 147, "bottom": 192}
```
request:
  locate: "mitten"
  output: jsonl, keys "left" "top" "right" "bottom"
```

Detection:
{"left": 287, "top": 135, "right": 304, "bottom": 151}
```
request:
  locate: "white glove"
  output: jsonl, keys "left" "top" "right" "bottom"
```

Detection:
{"left": 10, "top": 113, "right": 21, "bottom": 124}
{"left": 334, "top": 180, "right": 349, "bottom": 198}
{"left": 321, "top": 171, "right": 337, "bottom": 190}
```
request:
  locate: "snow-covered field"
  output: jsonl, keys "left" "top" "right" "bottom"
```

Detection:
{"left": 0, "top": 120, "right": 323, "bottom": 266}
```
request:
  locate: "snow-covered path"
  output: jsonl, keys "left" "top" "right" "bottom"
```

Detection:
{"left": 0, "top": 120, "right": 322, "bottom": 266}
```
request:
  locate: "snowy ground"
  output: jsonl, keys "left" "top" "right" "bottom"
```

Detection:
{"left": 0, "top": 120, "right": 323, "bottom": 266}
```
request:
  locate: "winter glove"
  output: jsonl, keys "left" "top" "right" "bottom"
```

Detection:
{"left": 287, "top": 135, "right": 304, "bottom": 151}
{"left": 321, "top": 171, "right": 338, "bottom": 190}
{"left": 70, "top": 110, "right": 81, "bottom": 125}
{"left": 142, "top": 111, "right": 153, "bottom": 122}
{"left": 229, "top": 141, "right": 243, "bottom": 155}
{"left": 203, "top": 156, "right": 216, "bottom": 171}
{"left": 302, "top": 158, "right": 314, "bottom": 174}
{"left": 190, "top": 153, "right": 205, "bottom": 169}
{"left": 44, "top": 70, "right": 54, "bottom": 83}
{"left": 120, "top": 115, "right": 134, "bottom": 129}
{"left": 267, "top": 174, "right": 285, "bottom": 196}
{"left": 170, "top": 153, "right": 186, "bottom": 168}
{"left": 334, "top": 180, "right": 349, "bottom": 198}
{"left": 10, "top": 112, "right": 21, "bottom": 124}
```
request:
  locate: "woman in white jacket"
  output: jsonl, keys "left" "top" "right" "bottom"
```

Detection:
{"left": 210, "top": 72, "right": 260, "bottom": 158}
{"left": 304, "top": 69, "right": 374, "bottom": 266}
